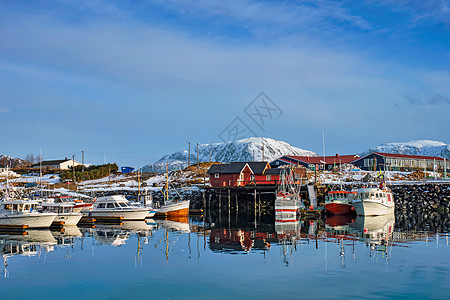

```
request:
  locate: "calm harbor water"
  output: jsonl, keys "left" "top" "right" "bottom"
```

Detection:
{"left": 1, "top": 211, "right": 449, "bottom": 300}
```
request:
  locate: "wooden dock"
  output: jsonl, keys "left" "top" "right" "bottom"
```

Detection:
{"left": 189, "top": 209, "right": 204, "bottom": 216}
{"left": 0, "top": 224, "right": 29, "bottom": 232}
{"left": 94, "top": 216, "right": 124, "bottom": 223}
{"left": 299, "top": 209, "right": 324, "bottom": 219}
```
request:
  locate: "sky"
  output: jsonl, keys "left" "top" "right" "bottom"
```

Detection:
{"left": 1, "top": 0, "right": 449, "bottom": 168}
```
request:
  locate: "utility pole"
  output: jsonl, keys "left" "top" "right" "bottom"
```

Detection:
{"left": 197, "top": 143, "right": 199, "bottom": 170}
{"left": 188, "top": 142, "right": 190, "bottom": 167}
{"left": 82, "top": 150, "right": 85, "bottom": 172}
{"left": 72, "top": 154, "right": 76, "bottom": 187}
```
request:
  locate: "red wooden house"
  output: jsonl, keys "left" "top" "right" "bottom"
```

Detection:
{"left": 207, "top": 162, "right": 282, "bottom": 187}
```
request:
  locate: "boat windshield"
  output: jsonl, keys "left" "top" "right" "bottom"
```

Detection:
{"left": 117, "top": 202, "right": 128, "bottom": 207}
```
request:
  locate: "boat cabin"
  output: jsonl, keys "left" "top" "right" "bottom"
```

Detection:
{"left": 93, "top": 195, "right": 133, "bottom": 210}
{"left": 355, "top": 188, "right": 393, "bottom": 202}
{"left": 41, "top": 202, "right": 75, "bottom": 214}
{"left": 326, "top": 191, "right": 356, "bottom": 201}
{"left": 0, "top": 200, "right": 40, "bottom": 214}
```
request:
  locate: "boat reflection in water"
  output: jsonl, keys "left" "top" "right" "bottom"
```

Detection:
{"left": 91, "top": 221, "right": 156, "bottom": 247}
{"left": 351, "top": 213, "right": 395, "bottom": 249}
{"left": 325, "top": 214, "right": 355, "bottom": 236}
{"left": 1, "top": 230, "right": 57, "bottom": 278}
{"left": 156, "top": 217, "right": 190, "bottom": 233}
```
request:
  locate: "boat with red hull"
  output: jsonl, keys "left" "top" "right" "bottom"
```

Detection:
{"left": 325, "top": 191, "right": 356, "bottom": 215}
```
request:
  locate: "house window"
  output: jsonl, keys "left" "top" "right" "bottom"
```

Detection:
{"left": 266, "top": 175, "right": 271, "bottom": 181}
{"left": 214, "top": 173, "right": 219, "bottom": 178}
{"left": 250, "top": 175, "right": 255, "bottom": 181}
{"left": 239, "top": 173, "right": 244, "bottom": 181}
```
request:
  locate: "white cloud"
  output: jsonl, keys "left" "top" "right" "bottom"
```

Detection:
{"left": 152, "top": 0, "right": 372, "bottom": 31}
{"left": 371, "top": 0, "right": 450, "bottom": 25}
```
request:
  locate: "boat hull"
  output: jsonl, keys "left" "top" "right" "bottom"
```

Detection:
{"left": 147, "top": 210, "right": 157, "bottom": 218}
{"left": 72, "top": 203, "right": 93, "bottom": 213}
{"left": 0, "top": 213, "right": 57, "bottom": 228}
{"left": 85, "top": 209, "right": 150, "bottom": 221}
{"left": 352, "top": 200, "right": 394, "bottom": 216}
{"left": 155, "top": 200, "right": 190, "bottom": 217}
{"left": 325, "top": 203, "right": 353, "bottom": 215}
{"left": 54, "top": 213, "right": 83, "bottom": 226}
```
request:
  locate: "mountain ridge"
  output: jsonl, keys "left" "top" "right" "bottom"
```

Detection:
{"left": 140, "top": 137, "right": 318, "bottom": 173}
{"left": 361, "top": 140, "right": 450, "bottom": 159}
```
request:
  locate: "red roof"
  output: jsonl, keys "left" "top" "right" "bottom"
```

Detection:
{"left": 373, "top": 152, "right": 445, "bottom": 161}
{"left": 285, "top": 155, "right": 360, "bottom": 164}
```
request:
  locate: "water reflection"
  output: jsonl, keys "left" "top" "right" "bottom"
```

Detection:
{"left": 1, "top": 230, "right": 57, "bottom": 278}
{"left": 0, "top": 209, "right": 448, "bottom": 281}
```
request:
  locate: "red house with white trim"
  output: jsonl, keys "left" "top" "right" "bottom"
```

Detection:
{"left": 207, "top": 162, "right": 282, "bottom": 187}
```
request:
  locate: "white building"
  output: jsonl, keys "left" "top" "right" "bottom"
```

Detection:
{"left": 0, "top": 165, "right": 20, "bottom": 178}
{"left": 31, "top": 158, "right": 82, "bottom": 171}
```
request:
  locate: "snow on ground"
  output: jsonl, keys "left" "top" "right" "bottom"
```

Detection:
{"left": 8, "top": 174, "right": 61, "bottom": 184}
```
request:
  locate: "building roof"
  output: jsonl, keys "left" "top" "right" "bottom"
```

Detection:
{"left": 207, "top": 161, "right": 269, "bottom": 175}
{"left": 247, "top": 162, "right": 270, "bottom": 174}
{"left": 282, "top": 155, "right": 360, "bottom": 165}
{"left": 264, "top": 168, "right": 283, "bottom": 175}
{"left": 207, "top": 162, "right": 248, "bottom": 174}
{"left": 31, "top": 159, "right": 70, "bottom": 167}
{"left": 371, "top": 152, "right": 445, "bottom": 161}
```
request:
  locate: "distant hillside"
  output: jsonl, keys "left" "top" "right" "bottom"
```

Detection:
{"left": 0, "top": 155, "right": 29, "bottom": 168}
{"left": 361, "top": 140, "right": 450, "bottom": 159}
{"left": 141, "top": 137, "right": 318, "bottom": 173}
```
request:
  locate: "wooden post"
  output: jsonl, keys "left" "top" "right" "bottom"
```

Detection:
{"left": 228, "top": 189, "right": 231, "bottom": 215}
{"left": 218, "top": 189, "right": 222, "bottom": 213}
{"left": 235, "top": 192, "right": 238, "bottom": 215}
{"left": 218, "top": 189, "right": 222, "bottom": 225}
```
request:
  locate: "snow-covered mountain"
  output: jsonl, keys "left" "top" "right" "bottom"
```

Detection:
{"left": 141, "top": 137, "right": 318, "bottom": 173}
{"left": 0, "top": 155, "right": 29, "bottom": 167}
{"left": 361, "top": 140, "right": 450, "bottom": 159}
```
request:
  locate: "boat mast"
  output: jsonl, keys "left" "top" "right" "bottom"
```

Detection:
{"left": 165, "top": 163, "right": 169, "bottom": 204}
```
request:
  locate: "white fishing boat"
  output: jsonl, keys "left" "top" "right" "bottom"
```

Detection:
{"left": 83, "top": 195, "right": 150, "bottom": 220}
{"left": 352, "top": 183, "right": 395, "bottom": 216}
{"left": 154, "top": 165, "right": 190, "bottom": 217}
{"left": 0, "top": 200, "right": 57, "bottom": 228}
{"left": 41, "top": 201, "right": 82, "bottom": 225}
{"left": 275, "top": 168, "right": 302, "bottom": 221}
{"left": 155, "top": 200, "right": 190, "bottom": 217}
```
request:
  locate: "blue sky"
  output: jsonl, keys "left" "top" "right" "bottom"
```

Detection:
{"left": 1, "top": 0, "right": 449, "bottom": 168}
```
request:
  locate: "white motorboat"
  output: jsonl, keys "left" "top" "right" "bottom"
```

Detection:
{"left": 352, "top": 185, "right": 395, "bottom": 216}
{"left": 131, "top": 194, "right": 158, "bottom": 218}
{"left": 41, "top": 201, "right": 82, "bottom": 226}
{"left": 83, "top": 195, "right": 150, "bottom": 221}
{"left": 0, "top": 200, "right": 57, "bottom": 228}
{"left": 45, "top": 195, "right": 92, "bottom": 213}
